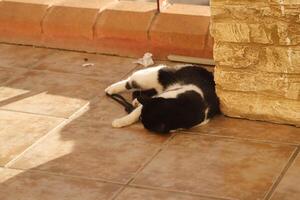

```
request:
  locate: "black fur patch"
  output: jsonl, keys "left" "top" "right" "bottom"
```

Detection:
{"left": 125, "top": 82, "right": 132, "bottom": 90}
{"left": 132, "top": 89, "right": 157, "bottom": 100}
{"left": 131, "top": 81, "right": 140, "bottom": 89}
{"left": 140, "top": 65, "right": 220, "bottom": 133}
{"left": 157, "top": 65, "right": 220, "bottom": 119}
{"left": 140, "top": 90, "right": 206, "bottom": 133}
{"left": 126, "top": 80, "right": 141, "bottom": 90}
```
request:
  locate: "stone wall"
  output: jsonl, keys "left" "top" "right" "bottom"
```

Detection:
{"left": 210, "top": 0, "right": 300, "bottom": 126}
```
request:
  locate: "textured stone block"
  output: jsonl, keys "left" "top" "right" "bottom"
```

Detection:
{"left": 264, "top": 46, "right": 300, "bottom": 73}
{"left": 0, "top": 1, "right": 50, "bottom": 45}
{"left": 216, "top": 88, "right": 300, "bottom": 127}
{"left": 214, "top": 67, "right": 300, "bottom": 100}
{"left": 211, "top": 4, "right": 300, "bottom": 24}
{"left": 277, "top": 22, "right": 300, "bottom": 45}
{"left": 211, "top": 22, "right": 277, "bottom": 44}
{"left": 211, "top": 4, "right": 300, "bottom": 45}
{"left": 211, "top": 0, "right": 269, "bottom": 6}
{"left": 212, "top": 0, "right": 300, "bottom": 126}
{"left": 214, "top": 43, "right": 300, "bottom": 73}
{"left": 270, "top": 0, "right": 300, "bottom": 5}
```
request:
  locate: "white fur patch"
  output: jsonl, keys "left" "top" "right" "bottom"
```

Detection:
{"left": 112, "top": 106, "right": 143, "bottom": 128}
{"left": 129, "top": 65, "right": 165, "bottom": 93}
{"left": 158, "top": 84, "right": 204, "bottom": 99}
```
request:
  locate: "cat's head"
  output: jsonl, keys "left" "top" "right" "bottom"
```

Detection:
{"left": 137, "top": 96, "right": 178, "bottom": 134}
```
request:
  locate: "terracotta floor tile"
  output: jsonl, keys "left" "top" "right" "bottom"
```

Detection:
{"left": 270, "top": 153, "right": 300, "bottom": 200}
{"left": 2, "top": 0, "right": 54, "bottom": 4}
{"left": 0, "top": 110, "right": 64, "bottom": 166}
{"left": 0, "top": 67, "right": 29, "bottom": 102}
{"left": 0, "top": 44, "right": 54, "bottom": 68}
{"left": 32, "top": 50, "right": 137, "bottom": 80}
{"left": 132, "top": 134, "right": 295, "bottom": 200}
{"left": 0, "top": 66, "right": 27, "bottom": 85}
{"left": 0, "top": 168, "right": 121, "bottom": 200}
{"left": 115, "top": 187, "right": 213, "bottom": 200}
{"left": 189, "top": 115, "right": 300, "bottom": 144}
{"left": 9, "top": 110, "right": 170, "bottom": 183}
{"left": 0, "top": 86, "right": 29, "bottom": 102}
{"left": 0, "top": 70, "right": 105, "bottom": 118}
{"left": 79, "top": 94, "right": 135, "bottom": 125}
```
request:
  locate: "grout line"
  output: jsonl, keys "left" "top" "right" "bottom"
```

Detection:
{"left": 127, "top": 184, "right": 237, "bottom": 200}
{"left": 0, "top": 68, "right": 30, "bottom": 86}
{"left": 214, "top": 66, "right": 300, "bottom": 77}
{"left": 40, "top": 3, "right": 53, "bottom": 35}
{"left": 26, "top": 60, "right": 140, "bottom": 80}
{"left": 92, "top": 9, "right": 103, "bottom": 41}
{"left": 127, "top": 133, "right": 177, "bottom": 184}
{"left": 181, "top": 131, "right": 300, "bottom": 147}
{"left": 4, "top": 102, "right": 90, "bottom": 168}
{"left": 147, "top": 6, "right": 160, "bottom": 42}
{"left": 110, "top": 133, "right": 178, "bottom": 200}
{"left": 28, "top": 47, "right": 59, "bottom": 69}
{"left": 0, "top": 108, "right": 69, "bottom": 119}
{"left": 27, "top": 66, "right": 114, "bottom": 80}
{"left": 0, "top": 42, "right": 172, "bottom": 63}
{"left": 0, "top": 167, "right": 239, "bottom": 200}
{"left": 263, "top": 146, "right": 300, "bottom": 200}
{"left": 110, "top": 186, "right": 126, "bottom": 200}
{"left": 6, "top": 165, "right": 233, "bottom": 200}
{"left": 146, "top": 8, "right": 160, "bottom": 41}
{"left": 92, "top": 0, "right": 119, "bottom": 40}
{"left": 216, "top": 40, "right": 300, "bottom": 49}
{"left": 6, "top": 166, "right": 126, "bottom": 186}
{"left": 0, "top": 90, "right": 43, "bottom": 108}
{"left": 203, "top": 21, "right": 211, "bottom": 49}
{"left": 0, "top": 108, "right": 66, "bottom": 120}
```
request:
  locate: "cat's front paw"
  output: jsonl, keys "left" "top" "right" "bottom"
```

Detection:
{"left": 105, "top": 85, "right": 116, "bottom": 95}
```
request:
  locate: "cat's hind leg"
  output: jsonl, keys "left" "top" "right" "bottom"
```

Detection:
{"left": 105, "top": 65, "right": 165, "bottom": 95}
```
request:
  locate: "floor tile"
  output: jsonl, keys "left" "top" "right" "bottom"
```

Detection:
{"left": 0, "top": 66, "right": 27, "bottom": 85}
{"left": 189, "top": 115, "right": 300, "bottom": 144}
{"left": 115, "top": 187, "right": 213, "bottom": 200}
{"left": 32, "top": 50, "right": 137, "bottom": 80}
{"left": 0, "top": 110, "right": 64, "bottom": 166}
{"left": 0, "top": 67, "right": 30, "bottom": 102}
{"left": 0, "top": 86, "right": 29, "bottom": 102}
{"left": 9, "top": 109, "right": 170, "bottom": 183}
{"left": 0, "top": 168, "right": 121, "bottom": 200}
{"left": 132, "top": 134, "right": 295, "bottom": 200}
{"left": 0, "top": 70, "right": 105, "bottom": 117}
{"left": 0, "top": 44, "right": 54, "bottom": 68}
{"left": 270, "top": 153, "right": 300, "bottom": 200}
{"left": 79, "top": 94, "right": 135, "bottom": 125}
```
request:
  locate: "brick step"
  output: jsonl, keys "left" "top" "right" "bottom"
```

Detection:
{"left": 0, "top": 0, "right": 213, "bottom": 59}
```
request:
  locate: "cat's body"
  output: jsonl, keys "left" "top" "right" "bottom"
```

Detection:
{"left": 105, "top": 64, "right": 220, "bottom": 133}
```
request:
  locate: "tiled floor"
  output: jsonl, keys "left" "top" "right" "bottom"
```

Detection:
{"left": 0, "top": 43, "right": 299, "bottom": 200}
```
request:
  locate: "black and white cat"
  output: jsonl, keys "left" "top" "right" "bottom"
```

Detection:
{"left": 105, "top": 64, "right": 220, "bottom": 133}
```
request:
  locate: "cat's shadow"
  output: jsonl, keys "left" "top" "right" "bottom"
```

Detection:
{"left": 0, "top": 92, "right": 170, "bottom": 199}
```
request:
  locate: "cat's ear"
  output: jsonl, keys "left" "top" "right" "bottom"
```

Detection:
{"left": 137, "top": 95, "right": 151, "bottom": 105}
